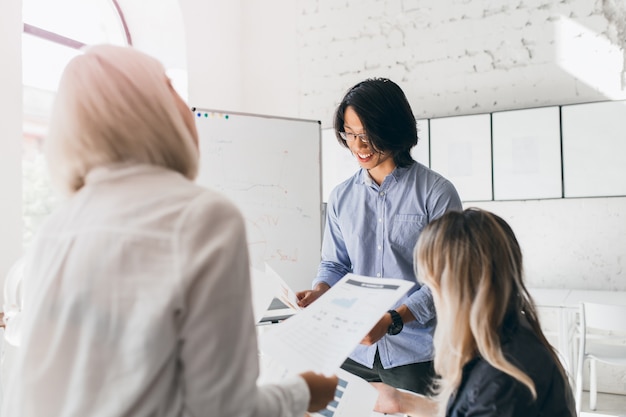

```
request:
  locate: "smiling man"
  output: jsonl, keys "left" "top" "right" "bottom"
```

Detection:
{"left": 297, "top": 77, "right": 462, "bottom": 395}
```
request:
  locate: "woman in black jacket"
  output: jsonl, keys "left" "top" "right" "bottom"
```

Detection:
{"left": 372, "top": 208, "right": 576, "bottom": 417}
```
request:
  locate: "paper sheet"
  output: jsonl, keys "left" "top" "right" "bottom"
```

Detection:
{"left": 250, "top": 263, "right": 303, "bottom": 323}
{"left": 265, "top": 263, "right": 302, "bottom": 313}
{"left": 257, "top": 356, "right": 383, "bottom": 417}
{"left": 259, "top": 273, "right": 414, "bottom": 375}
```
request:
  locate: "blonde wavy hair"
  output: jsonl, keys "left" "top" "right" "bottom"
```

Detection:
{"left": 45, "top": 44, "right": 199, "bottom": 195}
{"left": 415, "top": 208, "right": 565, "bottom": 416}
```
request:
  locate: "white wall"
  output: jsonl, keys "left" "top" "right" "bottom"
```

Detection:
{"left": 0, "top": 1, "right": 23, "bottom": 291}
{"left": 179, "top": 0, "right": 301, "bottom": 117}
{"left": 468, "top": 198, "right": 626, "bottom": 290}
{"left": 117, "top": 0, "right": 189, "bottom": 97}
{"left": 180, "top": 1, "right": 626, "bottom": 122}
{"left": 179, "top": 0, "right": 244, "bottom": 111}
{"left": 241, "top": 1, "right": 300, "bottom": 116}
{"left": 295, "top": 0, "right": 626, "bottom": 124}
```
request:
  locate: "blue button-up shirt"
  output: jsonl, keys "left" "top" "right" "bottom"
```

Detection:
{"left": 314, "top": 161, "right": 462, "bottom": 368}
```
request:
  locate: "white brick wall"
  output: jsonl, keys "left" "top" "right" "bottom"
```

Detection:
{"left": 294, "top": 0, "right": 626, "bottom": 124}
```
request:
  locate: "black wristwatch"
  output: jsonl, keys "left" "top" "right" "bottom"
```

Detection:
{"left": 387, "top": 309, "right": 403, "bottom": 335}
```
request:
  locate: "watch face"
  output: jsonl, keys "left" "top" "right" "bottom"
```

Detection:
{"left": 388, "top": 322, "right": 402, "bottom": 335}
{"left": 387, "top": 310, "right": 403, "bottom": 335}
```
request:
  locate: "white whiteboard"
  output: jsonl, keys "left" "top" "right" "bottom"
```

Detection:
{"left": 492, "top": 106, "right": 562, "bottom": 200}
{"left": 430, "top": 114, "right": 492, "bottom": 202}
{"left": 562, "top": 100, "right": 626, "bottom": 198}
{"left": 193, "top": 109, "right": 322, "bottom": 291}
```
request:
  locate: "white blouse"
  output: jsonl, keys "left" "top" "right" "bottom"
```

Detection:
{"left": 2, "top": 164, "right": 309, "bottom": 417}
{"left": 3, "top": 256, "right": 24, "bottom": 347}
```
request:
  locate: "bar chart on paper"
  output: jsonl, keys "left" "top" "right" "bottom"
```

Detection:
{"left": 312, "top": 376, "right": 348, "bottom": 417}
{"left": 260, "top": 274, "right": 414, "bottom": 375}
{"left": 310, "top": 369, "right": 377, "bottom": 417}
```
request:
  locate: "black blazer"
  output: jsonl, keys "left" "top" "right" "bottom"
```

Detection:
{"left": 446, "top": 315, "right": 576, "bottom": 417}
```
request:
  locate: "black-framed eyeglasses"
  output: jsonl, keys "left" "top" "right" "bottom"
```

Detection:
{"left": 339, "top": 131, "right": 369, "bottom": 143}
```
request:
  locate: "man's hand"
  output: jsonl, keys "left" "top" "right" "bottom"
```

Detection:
{"left": 296, "top": 283, "right": 330, "bottom": 307}
{"left": 361, "top": 305, "right": 415, "bottom": 345}
{"left": 360, "top": 312, "right": 392, "bottom": 345}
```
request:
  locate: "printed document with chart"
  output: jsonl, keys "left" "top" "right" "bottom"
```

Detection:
{"left": 259, "top": 273, "right": 414, "bottom": 416}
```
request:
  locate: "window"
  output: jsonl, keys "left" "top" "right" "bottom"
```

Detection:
{"left": 22, "top": 0, "right": 129, "bottom": 246}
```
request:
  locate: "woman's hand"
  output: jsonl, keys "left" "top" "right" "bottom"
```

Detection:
{"left": 372, "top": 382, "right": 405, "bottom": 414}
{"left": 299, "top": 371, "right": 339, "bottom": 412}
{"left": 372, "top": 382, "right": 437, "bottom": 417}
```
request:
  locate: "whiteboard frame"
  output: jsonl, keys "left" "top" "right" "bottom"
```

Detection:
{"left": 192, "top": 107, "right": 323, "bottom": 291}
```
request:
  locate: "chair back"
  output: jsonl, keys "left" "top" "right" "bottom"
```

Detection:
{"left": 576, "top": 302, "right": 626, "bottom": 413}
{"left": 582, "top": 302, "right": 626, "bottom": 334}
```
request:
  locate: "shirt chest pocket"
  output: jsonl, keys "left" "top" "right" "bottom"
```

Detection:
{"left": 389, "top": 214, "right": 427, "bottom": 255}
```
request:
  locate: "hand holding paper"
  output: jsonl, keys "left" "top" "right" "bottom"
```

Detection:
{"left": 260, "top": 273, "right": 414, "bottom": 375}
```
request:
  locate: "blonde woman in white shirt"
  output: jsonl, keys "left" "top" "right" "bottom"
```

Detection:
{"left": 2, "top": 44, "right": 337, "bottom": 417}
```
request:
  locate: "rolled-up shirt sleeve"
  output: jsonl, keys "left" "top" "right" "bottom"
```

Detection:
{"left": 404, "top": 284, "right": 436, "bottom": 326}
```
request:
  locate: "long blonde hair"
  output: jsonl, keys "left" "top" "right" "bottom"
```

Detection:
{"left": 415, "top": 208, "right": 564, "bottom": 416}
{"left": 45, "top": 44, "right": 199, "bottom": 195}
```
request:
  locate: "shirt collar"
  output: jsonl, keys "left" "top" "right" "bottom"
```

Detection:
{"left": 358, "top": 162, "right": 414, "bottom": 186}
{"left": 85, "top": 163, "right": 171, "bottom": 185}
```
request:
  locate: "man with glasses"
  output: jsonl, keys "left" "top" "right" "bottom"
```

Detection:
{"left": 297, "top": 78, "right": 462, "bottom": 395}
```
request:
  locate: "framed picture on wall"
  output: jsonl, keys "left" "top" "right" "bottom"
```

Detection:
{"left": 492, "top": 106, "right": 562, "bottom": 200}
{"left": 562, "top": 100, "right": 626, "bottom": 198}
{"left": 430, "top": 113, "right": 492, "bottom": 202}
